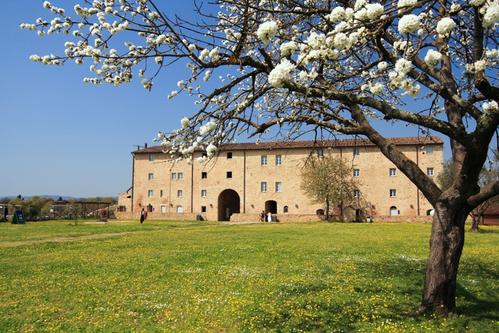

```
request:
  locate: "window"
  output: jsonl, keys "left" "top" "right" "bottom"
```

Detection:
{"left": 160, "top": 205, "right": 167, "bottom": 213}
{"left": 276, "top": 155, "right": 282, "bottom": 165}
{"left": 201, "top": 189, "right": 207, "bottom": 197}
{"left": 390, "top": 189, "right": 397, "bottom": 197}
{"left": 275, "top": 182, "right": 282, "bottom": 193}
{"left": 316, "top": 148, "right": 324, "bottom": 157}
{"left": 171, "top": 172, "right": 177, "bottom": 180}
{"left": 261, "top": 181, "right": 268, "bottom": 193}
{"left": 283, "top": 205, "right": 289, "bottom": 213}
{"left": 226, "top": 171, "right": 232, "bottom": 178}
{"left": 177, "top": 172, "right": 184, "bottom": 180}
{"left": 425, "top": 146, "right": 434, "bottom": 155}
{"left": 147, "top": 190, "right": 153, "bottom": 198}
{"left": 427, "top": 167, "right": 434, "bottom": 176}
{"left": 148, "top": 173, "right": 154, "bottom": 180}
{"left": 353, "top": 147, "right": 360, "bottom": 156}
{"left": 176, "top": 205, "right": 184, "bottom": 213}
{"left": 390, "top": 206, "right": 399, "bottom": 216}
{"left": 389, "top": 168, "right": 396, "bottom": 176}
{"left": 177, "top": 189, "right": 183, "bottom": 197}
{"left": 353, "top": 189, "right": 360, "bottom": 198}
{"left": 261, "top": 155, "right": 268, "bottom": 166}
{"left": 149, "top": 154, "right": 155, "bottom": 161}
{"left": 201, "top": 172, "right": 207, "bottom": 179}
{"left": 201, "top": 206, "right": 207, "bottom": 213}
{"left": 160, "top": 190, "right": 163, "bottom": 197}
{"left": 227, "top": 152, "right": 232, "bottom": 159}
{"left": 353, "top": 169, "right": 360, "bottom": 177}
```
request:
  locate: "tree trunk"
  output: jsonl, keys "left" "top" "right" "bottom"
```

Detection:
{"left": 326, "top": 198, "right": 330, "bottom": 221}
{"left": 420, "top": 200, "right": 469, "bottom": 315}
{"left": 470, "top": 214, "right": 480, "bottom": 233}
{"left": 339, "top": 201, "right": 344, "bottom": 222}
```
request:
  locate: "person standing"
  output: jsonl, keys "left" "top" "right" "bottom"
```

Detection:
{"left": 140, "top": 208, "right": 145, "bottom": 224}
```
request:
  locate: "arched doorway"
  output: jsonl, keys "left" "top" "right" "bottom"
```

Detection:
{"left": 265, "top": 200, "right": 277, "bottom": 214}
{"left": 218, "top": 189, "right": 240, "bottom": 221}
{"left": 390, "top": 206, "right": 399, "bottom": 216}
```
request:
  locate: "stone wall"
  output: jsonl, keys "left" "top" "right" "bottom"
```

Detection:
{"left": 115, "top": 211, "right": 201, "bottom": 221}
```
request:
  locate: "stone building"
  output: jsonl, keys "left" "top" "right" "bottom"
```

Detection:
{"left": 118, "top": 137, "right": 443, "bottom": 222}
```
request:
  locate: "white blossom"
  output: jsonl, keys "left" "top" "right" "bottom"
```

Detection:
{"left": 398, "top": 14, "right": 421, "bottom": 34}
{"left": 469, "top": 0, "right": 486, "bottom": 7}
{"left": 268, "top": 59, "right": 295, "bottom": 88}
{"left": 436, "top": 17, "right": 456, "bottom": 37}
{"left": 256, "top": 20, "right": 278, "bottom": 44}
{"left": 377, "top": 61, "right": 388, "bottom": 71}
{"left": 483, "top": 2, "right": 499, "bottom": 28}
{"left": 280, "top": 41, "right": 298, "bottom": 57}
{"left": 206, "top": 143, "right": 217, "bottom": 157}
{"left": 328, "top": 7, "right": 345, "bottom": 22}
{"left": 181, "top": 117, "right": 190, "bottom": 128}
{"left": 424, "top": 49, "right": 443, "bottom": 66}
{"left": 483, "top": 100, "right": 498, "bottom": 112}
{"left": 397, "top": 0, "right": 417, "bottom": 8}
{"left": 395, "top": 58, "right": 412, "bottom": 76}
{"left": 199, "top": 120, "right": 217, "bottom": 135}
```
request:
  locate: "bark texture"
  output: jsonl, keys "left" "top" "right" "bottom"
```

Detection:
{"left": 420, "top": 199, "right": 469, "bottom": 315}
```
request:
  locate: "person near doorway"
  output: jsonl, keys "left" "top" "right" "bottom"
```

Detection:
{"left": 267, "top": 211, "right": 272, "bottom": 223}
{"left": 260, "top": 210, "right": 265, "bottom": 222}
{"left": 140, "top": 208, "right": 146, "bottom": 224}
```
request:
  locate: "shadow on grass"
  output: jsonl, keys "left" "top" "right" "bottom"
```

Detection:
{"left": 240, "top": 259, "right": 498, "bottom": 332}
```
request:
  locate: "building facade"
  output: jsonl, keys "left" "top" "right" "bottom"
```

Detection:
{"left": 120, "top": 137, "right": 443, "bottom": 222}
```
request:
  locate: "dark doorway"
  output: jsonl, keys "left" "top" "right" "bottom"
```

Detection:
{"left": 355, "top": 209, "right": 362, "bottom": 222}
{"left": 265, "top": 200, "right": 277, "bottom": 214}
{"left": 218, "top": 189, "right": 240, "bottom": 221}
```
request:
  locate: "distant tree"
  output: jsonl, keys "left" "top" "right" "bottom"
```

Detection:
{"left": 301, "top": 153, "right": 358, "bottom": 221}
{"left": 438, "top": 152, "right": 499, "bottom": 232}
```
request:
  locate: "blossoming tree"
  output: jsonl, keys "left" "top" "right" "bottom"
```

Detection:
{"left": 23, "top": 0, "right": 498, "bottom": 315}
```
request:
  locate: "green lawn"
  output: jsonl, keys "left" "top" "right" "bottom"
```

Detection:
{"left": 0, "top": 221, "right": 497, "bottom": 332}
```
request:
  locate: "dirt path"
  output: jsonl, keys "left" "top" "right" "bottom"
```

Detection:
{"left": 0, "top": 231, "right": 139, "bottom": 248}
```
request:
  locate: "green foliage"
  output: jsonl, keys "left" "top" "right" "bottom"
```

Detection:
{"left": 0, "top": 221, "right": 497, "bottom": 332}
{"left": 300, "top": 153, "right": 358, "bottom": 218}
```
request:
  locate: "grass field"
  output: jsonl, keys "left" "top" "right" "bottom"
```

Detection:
{"left": 0, "top": 221, "right": 497, "bottom": 332}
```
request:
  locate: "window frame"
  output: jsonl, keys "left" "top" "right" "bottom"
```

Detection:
{"left": 389, "top": 189, "right": 397, "bottom": 198}
{"left": 275, "top": 154, "right": 282, "bottom": 166}
{"left": 177, "top": 189, "right": 183, "bottom": 197}
{"left": 275, "top": 181, "right": 282, "bottom": 193}
{"left": 261, "top": 155, "right": 268, "bottom": 166}
{"left": 261, "top": 181, "right": 268, "bottom": 193}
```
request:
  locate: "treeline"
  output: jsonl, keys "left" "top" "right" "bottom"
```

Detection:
{"left": 0, "top": 196, "right": 117, "bottom": 221}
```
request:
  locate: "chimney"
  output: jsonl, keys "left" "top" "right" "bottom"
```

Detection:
{"left": 144, "top": 143, "right": 148, "bottom": 148}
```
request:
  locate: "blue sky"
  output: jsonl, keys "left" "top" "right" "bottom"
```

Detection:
{"left": 0, "top": 1, "right": 465, "bottom": 198}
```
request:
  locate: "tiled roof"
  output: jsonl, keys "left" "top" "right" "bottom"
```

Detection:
{"left": 133, "top": 136, "right": 442, "bottom": 154}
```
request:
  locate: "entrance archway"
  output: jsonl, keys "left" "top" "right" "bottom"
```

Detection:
{"left": 390, "top": 206, "right": 399, "bottom": 216}
{"left": 265, "top": 200, "right": 277, "bottom": 214}
{"left": 218, "top": 189, "right": 240, "bottom": 221}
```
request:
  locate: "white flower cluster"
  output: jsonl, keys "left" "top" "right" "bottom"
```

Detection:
{"left": 268, "top": 59, "right": 296, "bottom": 88}
{"left": 199, "top": 120, "right": 217, "bottom": 135}
{"left": 436, "top": 17, "right": 456, "bottom": 37}
{"left": 398, "top": 14, "right": 420, "bottom": 34}
{"left": 424, "top": 49, "right": 443, "bottom": 66}
{"left": 256, "top": 20, "right": 278, "bottom": 44}
{"left": 280, "top": 41, "right": 298, "bottom": 57}
{"left": 483, "top": 100, "right": 498, "bottom": 112}
{"left": 397, "top": 0, "right": 417, "bottom": 8}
